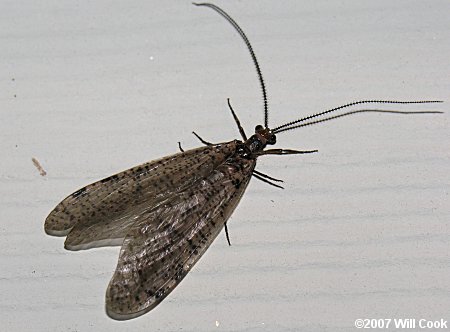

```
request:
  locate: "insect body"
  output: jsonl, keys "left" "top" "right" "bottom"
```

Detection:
{"left": 44, "top": 2, "right": 442, "bottom": 320}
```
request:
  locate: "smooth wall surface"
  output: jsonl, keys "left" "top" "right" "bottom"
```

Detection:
{"left": 1, "top": 1, "right": 449, "bottom": 331}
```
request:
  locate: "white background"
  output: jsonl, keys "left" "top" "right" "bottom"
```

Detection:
{"left": 1, "top": 1, "right": 449, "bottom": 331}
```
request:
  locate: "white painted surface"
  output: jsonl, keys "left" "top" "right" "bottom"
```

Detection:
{"left": 1, "top": 1, "right": 449, "bottom": 331}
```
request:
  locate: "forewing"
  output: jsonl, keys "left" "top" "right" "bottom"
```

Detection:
{"left": 105, "top": 157, "right": 256, "bottom": 320}
{"left": 45, "top": 142, "right": 237, "bottom": 250}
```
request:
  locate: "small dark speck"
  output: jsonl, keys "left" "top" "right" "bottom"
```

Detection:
{"left": 72, "top": 187, "right": 87, "bottom": 198}
{"left": 155, "top": 290, "right": 164, "bottom": 299}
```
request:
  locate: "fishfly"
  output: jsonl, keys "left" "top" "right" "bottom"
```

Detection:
{"left": 44, "top": 2, "right": 442, "bottom": 320}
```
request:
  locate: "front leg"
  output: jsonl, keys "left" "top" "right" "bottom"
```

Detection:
{"left": 258, "top": 148, "right": 318, "bottom": 156}
{"left": 192, "top": 131, "right": 214, "bottom": 146}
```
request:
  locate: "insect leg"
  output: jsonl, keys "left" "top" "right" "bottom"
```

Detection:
{"left": 227, "top": 98, "right": 247, "bottom": 141}
{"left": 253, "top": 170, "right": 283, "bottom": 182}
{"left": 178, "top": 142, "right": 185, "bottom": 152}
{"left": 259, "top": 148, "right": 318, "bottom": 156}
{"left": 224, "top": 223, "right": 231, "bottom": 246}
{"left": 252, "top": 173, "right": 284, "bottom": 189}
{"left": 192, "top": 131, "right": 214, "bottom": 146}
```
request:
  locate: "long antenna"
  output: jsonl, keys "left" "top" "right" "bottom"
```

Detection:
{"left": 193, "top": 2, "right": 269, "bottom": 127}
{"left": 275, "top": 108, "right": 443, "bottom": 133}
{"left": 273, "top": 100, "right": 443, "bottom": 134}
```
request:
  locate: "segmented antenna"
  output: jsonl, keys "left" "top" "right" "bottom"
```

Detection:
{"left": 193, "top": 2, "right": 269, "bottom": 128}
{"left": 273, "top": 100, "right": 443, "bottom": 134}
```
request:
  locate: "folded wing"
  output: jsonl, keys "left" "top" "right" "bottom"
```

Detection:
{"left": 105, "top": 156, "right": 256, "bottom": 320}
{"left": 45, "top": 142, "right": 238, "bottom": 250}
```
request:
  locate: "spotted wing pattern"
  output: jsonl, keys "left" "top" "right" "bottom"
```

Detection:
{"left": 45, "top": 142, "right": 238, "bottom": 250}
{"left": 105, "top": 155, "right": 256, "bottom": 320}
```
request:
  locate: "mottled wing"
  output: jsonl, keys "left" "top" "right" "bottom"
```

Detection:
{"left": 105, "top": 156, "right": 256, "bottom": 320}
{"left": 45, "top": 142, "right": 238, "bottom": 250}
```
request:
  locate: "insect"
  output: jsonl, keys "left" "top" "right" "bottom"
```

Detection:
{"left": 44, "top": 2, "right": 442, "bottom": 320}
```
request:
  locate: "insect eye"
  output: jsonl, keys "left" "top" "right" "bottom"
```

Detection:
{"left": 255, "top": 125, "right": 263, "bottom": 132}
{"left": 268, "top": 134, "right": 276, "bottom": 145}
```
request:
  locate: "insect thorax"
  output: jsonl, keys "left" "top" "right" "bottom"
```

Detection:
{"left": 238, "top": 125, "right": 277, "bottom": 158}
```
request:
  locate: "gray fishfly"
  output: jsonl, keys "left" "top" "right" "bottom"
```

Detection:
{"left": 44, "top": 2, "right": 443, "bottom": 320}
